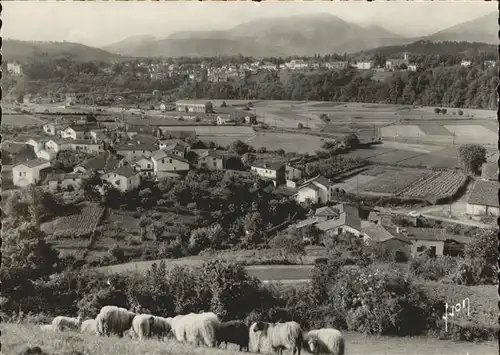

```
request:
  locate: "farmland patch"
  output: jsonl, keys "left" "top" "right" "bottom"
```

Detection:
{"left": 247, "top": 132, "right": 324, "bottom": 153}
{"left": 444, "top": 125, "right": 497, "bottom": 141}
{"left": 381, "top": 125, "right": 426, "bottom": 138}
{"left": 332, "top": 175, "right": 377, "bottom": 193}
{"left": 360, "top": 169, "right": 431, "bottom": 195}
{"left": 417, "top": 124, "right": 454, "bottom": 136}
{"left": 2, "top": 114, "right": 45, "bottom": 127}
{"left": 398, "top": 154, "right": 459, "bottom": 169}
{"left": 40, "top": 202, "right": 105, "bottom": 238}
{"left": 368, "top": 150, "right": 424, "bottom": 165}
{"left": 398, "top": 171, "right": 467, "bottom": 200}
{"left": 339, "top": 147, "right": 394, "bottom": 160}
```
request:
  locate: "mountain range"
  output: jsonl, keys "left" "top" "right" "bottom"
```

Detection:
{"left": 3, "top": 12, "right": 497, "bottom": 62}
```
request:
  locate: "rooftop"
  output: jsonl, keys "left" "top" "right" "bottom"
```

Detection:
{"left": 362, "top": 223, "right": 411, "bottom": 244}
{"left": 151, "top": 149, "right": 189, "bottom": 163}
{"left": 299, "top": 175, "right": 331, "bottom": 190}
{"left": 13, "top": 158, "right": 50, "bottom": 168}
{"left": 110, "top": 166, "right": 139, "bottom": 178}
{"left": 114, "top": 143, "right": 157, "bottom": 151}
{"left": 316, "top": 211, "right": 361, "bottom": 232}
{"left": 315, "top": 206, "right": 338, "bottom": 217}
{"left": 251, "top": 161, "right": 285, "bottom": 170}
{"left": 467, "top": 180, "right": 499, "bottom": 208}
{"left": 77, "top": 152, "right": 121, "bottom": 172}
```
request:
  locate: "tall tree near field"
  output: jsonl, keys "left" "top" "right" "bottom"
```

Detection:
{"left": 458, "top": 144, "right": 487, "bottom": 174}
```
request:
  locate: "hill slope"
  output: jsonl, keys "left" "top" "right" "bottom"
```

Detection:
{"left": 3, "top": 39, "right": 123, "bottom": 63}
{"left": 424, "top": 12, "right": 498, "bottom": 44}
{"left": 102, "top": 13, "right": 410, "bottom": 57}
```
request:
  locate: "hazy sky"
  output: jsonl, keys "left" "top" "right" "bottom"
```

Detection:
{"left": 2, "top": 1, "right": 497, "bottom": 48}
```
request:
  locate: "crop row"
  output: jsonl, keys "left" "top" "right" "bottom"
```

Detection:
{"left": 399, "top": 171, "right": 467, "bottom": 199}
{"left": 54, "top": 204, "right": 105, "bottom": 237}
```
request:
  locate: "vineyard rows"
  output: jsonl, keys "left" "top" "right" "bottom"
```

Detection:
{"left": 398, "top": 171, "right": 467, "bottom": 199}
{"left": 53, "top": 203, "right": 105, "bottom": 237}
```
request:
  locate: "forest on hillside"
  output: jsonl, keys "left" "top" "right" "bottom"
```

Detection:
{"left": 177, "top": 66, "right": 498, "bottom": 110}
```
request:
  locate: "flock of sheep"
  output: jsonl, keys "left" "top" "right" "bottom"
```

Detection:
{"left": 40, "top": 305, "right": 345, "bottom": 355}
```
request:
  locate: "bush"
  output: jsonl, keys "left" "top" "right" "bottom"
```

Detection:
{"left": 409, "top": 254, "right": 457, "bottom": 281}
{"left": 434, "top": 108, "right": 441, "bottom": 114}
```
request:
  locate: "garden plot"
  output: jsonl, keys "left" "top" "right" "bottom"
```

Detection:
{"left": 398, "top": 171, "right": 467, "bottom": 199}
{"left": 40, "top": 203, "right": 105, "bottom": 238}
{"left": 360, "top": 169, "right": 431, "bottom": 195}
{"left": 398, "top": 154, "right": 459, "bottom": 169}
{"left": 332, "top": 175, "right": 377, "bottom": 193}
{"left": 368, "top": 150, "right": 424, "bottom": 165}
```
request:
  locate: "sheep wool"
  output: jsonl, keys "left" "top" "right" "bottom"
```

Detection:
{"left": 150, "top": 316, "right": 172, "bottom": 339}
{"left": 132, "top": 314, "right": 156, "bottom": 340}
{"left": 80, "top": 319, "right": 98, "bottom": 334}
{"left": 51, "top": 316, "right": 82, "bottom": 332}
{"left": 252, "top": 321, "right": 303, "bottom": 355}
{"left": 96, "top": 305, "right": 136, "bottom": 337}
{"left": 170, "top": 312, "right": 219, "bottom": 347}
{"left": 304, "top": 329, "right": 345, "bottom": 355}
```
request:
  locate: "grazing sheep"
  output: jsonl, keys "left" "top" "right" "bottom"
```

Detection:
{"left": 249, "top": 322, "right": 262, "bottom": 353}
{"left": 131, "top": 314, "right": 156, "bottom": 340}
{"left": 150, "top": 316, "right": 172, "bottom": 340}
{"left": 216, "top": 320, "right": 250, "bottom": 351}
{"left": 170, "top": 312, "right": 219, "bottom": 347}
{"left": 96, "top": 305, "right": 136, "bottom": 337}
{"left": 52, "top": 316, "right": 82, "bottom": 332}
{"left": 304, "top": 329, "right": 345, "bottom": 355}
{"left": 252, "top": 321, "right": 303, "bottom": 355}
{"left": 80, "top": 319, "right": 98, "bottom": 334}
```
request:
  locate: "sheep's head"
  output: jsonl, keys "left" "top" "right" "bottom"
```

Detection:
{"left": 307, "top": 337, "right": 318, "bottom": 353}
{"left": 253, "top": 321, "right": 268, "bottom": 333}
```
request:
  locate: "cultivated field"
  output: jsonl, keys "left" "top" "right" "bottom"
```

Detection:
{"left": 398, "top": 171, "right": 467, "bottom": 200}
{"left": 40, "top": 203, "right": 105, "bottom": 238}
{"left": 359, "top": 169, "right": 431, "bottom": 196}
{"left": 2, "top": 114, "right": 45, "bottom": 127}
{"left": 3, "top": 323, "right": 496, "bottom": 355}
{"left": 247, "top": 132, "right": 324, "bottom": 153}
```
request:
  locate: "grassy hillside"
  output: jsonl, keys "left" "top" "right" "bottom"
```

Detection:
{"left": 3, "top": 39, "right": 125, "bottom": 63}
{"left": 2, "top": 323, "right": 497, "bottom": 355}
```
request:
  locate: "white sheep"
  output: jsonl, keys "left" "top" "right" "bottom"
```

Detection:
{"left": 252, "top": 321, "right": 303, "bottom": 355}
{"left": 304, "top": 328, "right": 345, "bottom": 355}
{"left": 170, "top": 312, "right": 219, "bottom": 347}
{"left": 96, "top": 305, "right": 136, "bottom": 337}
{"left": 131, "top": 314, "right": 156, "bottom": 340}
{"left": 80, "top": 319, "right": 98, "bottom": 334}
{"left": 249, "top": 322, "right": 262, "bottom": 353}
{"left": 52, "top": 315, "right": 82, "bottom": 332}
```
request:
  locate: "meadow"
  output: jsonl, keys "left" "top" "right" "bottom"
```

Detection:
{"left": 2, "top": 113, "right": 45, "bottom": 127}
{"left": 2, "top": 323, "right": 496, "bottom": 355}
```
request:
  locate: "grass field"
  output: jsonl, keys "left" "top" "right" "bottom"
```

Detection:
{"left": 443, "top": 125, "right": 497, "bottom": 141}
{"left": 368, "top": 150, "right": 425, "bottom": 165}
{"left": 417, "top": 125, "right": 454, "bottom": 136}
{"left": 247, "top": 132, "right": 324, "bottom": 153}
{"left": 358, "top": 169, "right": 431, "bottom": 196}
{"left": 3, "top": 323, "right": 496, "bottom": 355}
{"left": 2, "top": 114, "right": 45, "bottom": 127}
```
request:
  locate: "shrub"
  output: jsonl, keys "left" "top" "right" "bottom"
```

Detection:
{"left": 409, "top": 254, "right": 457, "bottom": 281}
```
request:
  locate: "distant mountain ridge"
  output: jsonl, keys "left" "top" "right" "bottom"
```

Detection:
{"left": 101, "top": 12, "right": 498, "bottom": 58}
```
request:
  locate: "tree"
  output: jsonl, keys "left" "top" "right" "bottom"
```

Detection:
{"left": 297, "top": 123, "right": 304, "bottom": 129}
{"left": 434, "top": 108, "right": 441, "bottom": 114}
{"left": 458, "top": 109, "right": 464, "bottom": 116}
{"left": 230, "top": 140, "right": 252, "bottom": 155}
{"left": 269, "top": 233, "right": 305, "bottom": 260}
{"left": 221, "top": 101, "right": 227, "bottom": 108}
{"left": 458, "top": 144, "right": 487, "bottom": 174}
{"left": 319, "top": 113, "right": 330, "bottom": 122}
{"left": 243, "top": 212, "right": 266, "bottom": 247}
{"left": 465, "top": 229, "right": 496, "bottom": 264}
{"left": 343, "top": 134, "right": 360, "bottom": 149}
{"left": 441, "top": 108, "right": 447, "bottom": 114}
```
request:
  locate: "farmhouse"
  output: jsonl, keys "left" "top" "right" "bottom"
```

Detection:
{"left": 158, "top": 140, "right": 190, "bottom": 158}
{"left": 196, "top": 149, "right": 225, "bottom": 170}
{"left": 466, "top": 180, "right": 499, "bottom": 216}
{"left": 45, "top": 139, "right": 71, "bottom": 153}
{"left": 316, "top": 210, "right": 362, "bottom": 239}
{"left": 101, "top": 166, "right": 141, "bottom": 192}
{"left": 314, "top": 206, "right": 338, "bottom": 222}
{"left": 151, "top": 149, "right": 190, "bottom": 178}
{"left": 12, "top": 158, "right": 51, "bottom": 187}
{"left": 250, "top": 161, "right": 286, "bottom": 186}
{"left": 362, "top": 224, "right": 412, "bottom": 258}
{"left": 295, "top": 175, "right": 333, "bottom": 204}
{"left": 60, "top": 125, "right": 98, "bottom": 140}
{"left": 481, "top": 162, "right": 498, "bottom": 181}
{"left": 70, "top": 140, "right": 101, "bottom": 154}
{"left": 399, "top": 227, "right": 471, "bottom": 257}
{"left": 356, "top": 61, "right": 373, "bottom": 70}
{"left": 114, "top": 143, "right": 156, "bottom": 161}
{"left": 285, "top": 164, "right": 304, "bottom": 182}
{"left": 176, "top": 100, "right": 213, "bottom": 113}
{"left": 74, "top": 152, "right": 122, "bottom": 175}
{"left": 25, "top": 138, "right": 50, "bottom": 153}
{"left": 47, "top": 172, "right": 85, "bottom": 192}
{"left": 385, "top": 53, "right": 410, "bottom": 70}
{"left": 130, "top": 156, "right": 154, "bottom": 178}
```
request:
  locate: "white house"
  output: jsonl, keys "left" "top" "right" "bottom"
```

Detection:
{"left": 12, "top": 158, "right": 51, "bottom": 187}
{"left": 151, "top": 149, "right": 190, "bottom": 178}
{"left": 114, "top": 143, "right": 156, "bottom": 161}
{"left": 130, "top": 156, "right": 155, "bottom": 178}
{"left": 461, "top": 60, "right": 472, "bottom": 67}
{"left": 196, "top": 149, "right": 225, "bottom": 170}
{"left": 25, "top": 138, "right": 50, "bottom": 153}
{"left": 157, "top": 140, "right": 189, "bottom": 157}
{"left": 356, "top": 62, "right": 373, "bottom": 70}
{"left": 47, "top": 172, "right": 84, "bottom": 192}
{"left": 70, "top": 140, "right": 101, "bottom": 154}
{"left": 43, "top": 123, "right": 62, "bottom": 136}
{"left": 316, "top": 211, "right": 362, "bottom": 239}
{"left": 216, "top": 115, "right": 236, "bottom": 126}
{"left": 466, "top": 180, "right": 499, "bottom": 216}
{"left": 45, "top": 139, "right": 71, "bottom": 154}
{"left": 398, "top": 227, "right": 471, "bottom": 257}
{"left": 101, "top": 166, "right": 141, "bottom": 192}
{"left": 7, "top": 62, "right": 23, "bottom": 75}
{"left": 61, "top": 126, "right": 88, "bottom": 140}
{"left": 250, "top": 162, "right": 286, "bottom": 186}
{"left": 295, "top": 175, "right": 332, "bottom": 204}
